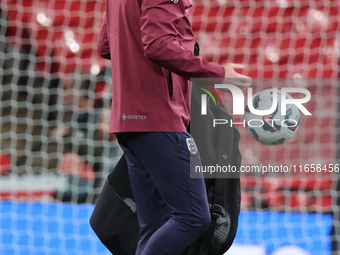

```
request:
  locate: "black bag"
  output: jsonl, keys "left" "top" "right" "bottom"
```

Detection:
{"left": 180, "top": 83, "right": 241, "bottom": 255}
{"left": 90, "top": 155, "right": 138, "bottom": 255}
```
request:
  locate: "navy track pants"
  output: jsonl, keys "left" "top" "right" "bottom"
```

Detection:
{"left": 116, "top": 132, "right": 211, "bottom": 255}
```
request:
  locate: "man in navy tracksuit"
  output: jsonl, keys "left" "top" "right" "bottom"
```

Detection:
{"left": 97, "top": 0, "right": 251, "bottom": 253}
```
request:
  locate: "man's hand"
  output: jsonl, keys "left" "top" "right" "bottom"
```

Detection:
{"left": 221, "top": 63, "right": 252, "bottom": 92}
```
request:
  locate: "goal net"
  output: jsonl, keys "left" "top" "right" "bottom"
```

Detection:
{"left": 0, "top": 0, "right": 339, "bottom": 254}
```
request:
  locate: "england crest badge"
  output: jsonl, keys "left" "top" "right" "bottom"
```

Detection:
{"left": 186, "top": 138, "right": 198, "bottom": 155}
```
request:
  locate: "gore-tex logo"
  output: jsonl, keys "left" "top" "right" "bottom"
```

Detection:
{"left": 121, "top": 113, "right": 147, "bottom": 120}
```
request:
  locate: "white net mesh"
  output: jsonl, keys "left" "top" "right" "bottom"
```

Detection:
{"left": 0, "top": 0, "right": 339, "bottom": 254}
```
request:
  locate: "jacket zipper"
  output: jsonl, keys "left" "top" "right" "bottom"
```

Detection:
{"left": 168, "top": 71, "right": 173, "bottom": 100}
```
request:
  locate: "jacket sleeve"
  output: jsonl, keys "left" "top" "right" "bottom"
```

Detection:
{"left": 97, "top": 14, "right": 111, "bottom": 60}
{"left": 140, "top": 0, "right": 225, "bottom": 79}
